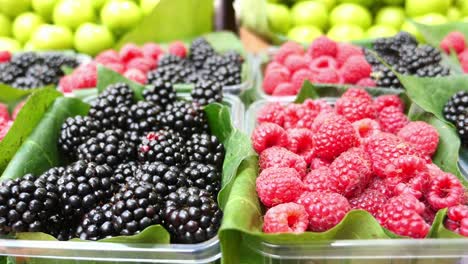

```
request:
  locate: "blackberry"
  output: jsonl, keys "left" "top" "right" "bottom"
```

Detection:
{"left": 125, "top": 101, "right": 161, "bottom": 133}
{"left": 415, "top": 64, "right": 450, "bottom": 77}
{"left": 399, "top": 45, "right": 442, "bottom": 72}
{"left": 11, "top": 52, "right": 43, "bottom": 70}
{"left": 46, "top": 214, "right": 78, "bottom": 241}
{"left": 58, "top": 116, "right": 101, "bottom": 159}
{"left": 444, "top": 91, "right": 468, "bottom": 146}
{"left": 371, "top": 64, "right": 406, "bottom": 89}
{"left": 146, "top": 64, "right": 184, "bottom": 87}
{"left": 26, "top": 64, "right": 59, "bottom": 85}
{"left": 184, "top": 162, "right": 221, "bottom": 195}
{"left": 125, "top": 130, "right": 144, "bottom": 149}
{"left": 138, "top": 130, "right": 188, "bottom": 168}
{"left": 163, "top": 187, "right": 222, "bottom": 243}
{"left": 144, "top": 79, "right": 177, "bottom": 109}
{"left": 158, "top": 54, "right": 183, "bottom": 68}
{"left": 191, "top": 77, "right": 223, "bottom": 106}
{"left": 223, "top": 51, "right": 243, "bottom": 65}
{"left": 186, "top": 133, "right": 225, "bottom": 170}
{"left": 75, "top": 203, "right": 115, "bottom": 240}
{"left": 373, "top": 31, "right": 417, "bottom": 56}
{"left": 157, "top": 101, "right": 209, "bottom": 137}
{"left": 12, "top": 76, "right": 42, "bottom": 89}
{"left": 112, "top": 161, "right": 139, "bottom": 186}
{"left": 135, "top": 161, "right": 189, "bottom": 196}
{"left": 0, "top": 63, "right": 23, "bottom": 84}
{"left": 202, "top": 55, "right": 241, "bottom": 86}
{"left": 110, "top": 180, "right": 163, "bottom": 236}
{"left": 0, "top": 174, "right": 59, "bottom": 235}
{"left": 189, "top": 37, "right": 215, "bottom": 69}
{"left": 42, "top": 52, "right": 79, "bottom": 73}
{"left": 77, "top": 129, "right": 136, "bottom": 168}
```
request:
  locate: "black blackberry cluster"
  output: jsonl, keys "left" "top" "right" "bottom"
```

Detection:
{"left": 0, "top": 52, "right": 79, "bottom": 89}
{"left": 444, "top": 91, "right": 468, "bottom": 146}
{"left": 366, "top": 31, "right": 450, "bottom": 89}
{"left": 157, "top": 101, "right": 209, "bottom": 137}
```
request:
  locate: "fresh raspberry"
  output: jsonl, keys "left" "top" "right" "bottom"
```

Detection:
{"left": 312, "top": 112, "right": 359, "bottom": 160}
{"left": 0, "top": 103, "right": 10, "bottom": 121}
{"left": 284, "top": 54, "right": 309, "bottom": 73}
{"left": 329, "top": 147, "right": 372, "bottom": 197}
{"left": 168, "top": 41, "right": 187, "bottom": 58}
{"left": 426, "top": 163, "right": 445, "bottom": 179}
{"left": 263, "top": 203, "right": 309, "bottom": 234}
{"left": 265, "top": 61, "right": 286, "bottom": 75}
{"left": 126, "top": 57, "right": 157, "bottom": 73}
{"left": 259, "top": 147, "right": 307, "bottom": 177}
{"left": 308, "top": 157, "right": 330, "bottom": 170}
{"left": 397, "top": 121, "right": 439, "bottom": 157}
{"left": 0, "top": 51, "right": 12, "bottom": 63}
{"left": 352, "top": 118, "right": 381, "bottom": 141}
{"left": 59, "top": 75, "right": 75, "bottom": 93}
{"left": 303, "top": 167, "right": 336, "bottom": 192}
{"left": 426, "top": 172, "right": 465, "bottom": 210}
{"left": 440, "top": 31, "right": 466, "bottom": 54}
{"left": 356, "top": 77, "right": 376, "bottom": 87}
{"left": 307, "top": 36, "right": 337, "bottom": 58}
{"left": 12, "top": 101, "right": 25, "bottom": 120}
{"left": 462, "top": 58, "right": 468, "bottom": 73}
{"left": 291, "top": 69, "right": 313, "bottom": 93}
{"left": 349, "top": 188, "right": 388, "bottom": 218}
{"left": 274, "top": 41, "right": 304, "bottom": 64}
{"left": 283, "top": 103, "right": 319, "bottom": 130}
{"left": 379, "top": 194, "right": 430, "bottom": 238}
{"left": 75, "top": 62, "right": 98, "bottom": 74}
{"left": 445, "top": 205, "right": 468, "bottom": 236}
{"left": 336, "top": 43, "right": 363, "bottom": 67}
{"left": 95, "top": 50, "right": 121, "bottom": 65}
{"left": 286, "top": 128, "right": 314, "bottom": 156}
{"left": 367, "top": 177, "right": 392, "bottom": 198}
{"left": 74, "top": 70, "right": 97, "bottom": 89}
{"left": 102, "top": 62, "right": 126, "bottom": 74}
{"left": 273, "top": 82, "right": 296, "bottom": 96}
{"left": 335, "top": 89, "right": 376, "bottom": 122}
{"left": 0, "top": 120, "right": 12, "bottom": 141}
{"left": 263, "top": 68, "right": 290, "bottom": 95}
{"left": 252, "top": 122, "right": 288, "bottom": 154}
{"left": 297, "top": 191, "right": 351, "bottom": 232}
{"left": 304, "top": 99, "right": 333, "bottom": 114}
{"left": 340, "top": 55, "right": 372, "bottom": 84}
{"left": 257, "top": 102, "right": 285, "bottom": 126}
{"left": 142, "top": 43, "right": 164, "bottom": 61}
{"left": 256, "top": 167, "right": 304, "bottom": 207}
{"left": 124, "top": 68, "right": 147, "bottom": 84}
{"left": 119, "top": 43, "right": 144, "bottom": 63}
{"left": 341, "top": 87, "right": 372, "bottom": 100}
{"left": 309, "top": 56, "right": 337, "bottom": 72}
{"left": 378, "top": 106, "right": 409, "bottom": 134}
{"left": 311, "top": 68, "right": 341, "bottom": 84}
{"left": 422, "top": 201, "right": 436, "bottom": 224}
{"left": 459, "top": 49, "right": 468, "bottom": 63}
{"left": 374, "top": 95, "right": 405, "bottom": 113}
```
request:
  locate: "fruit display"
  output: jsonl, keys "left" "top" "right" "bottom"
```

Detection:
{"left": 251, "top": 88, "right": 467, "bottom": 238}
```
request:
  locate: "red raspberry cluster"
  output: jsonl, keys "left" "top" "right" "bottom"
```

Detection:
{"left": 60, "top": 41, "right": 187, "bottom": 92}
{"left": 253, "top": 88, "right": 467, "bottom": 238}
{"left": 440, "top": 32, "right": 468, "bottom": 73}
{"left": 0, "top": 51, "right": 11, "bottom": 64}
{"left": 0, "top": 101, "right": 24, "bottom": 141}
{"left": 262, "top": 37, "right": 374, "bottom": 96}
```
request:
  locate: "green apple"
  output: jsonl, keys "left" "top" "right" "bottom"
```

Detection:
{"left": 287, "top": 25, "right": 323, "bottom": 43}
{"left": 327, "top": 24, "right": 364, "bottom": 42}
{"left": 0, "top": 37, "right": 21, "bottom": 52}
{"left": 53, "top": 0, "right": 95, "bottom": 30}
{"left": 92, "top": 0, "right": 108, "bottom": 10}
{"left": 0, "top": 0, "right": 31, "bottom": 18}
{"left": 101, "top": 0, "right": 143, "bottom": 35}
{"left": 459, "top": 0, "right": 468, "bottom": 16}
{"left": 74, "top": 23, "right": 115, "bottom": 56}
{"left": 366, "top": 25, "right": 397, "bottom": 39}
{"left": 312, "top": 0, "right": 336, "bottom": 11}
{"left": 140, "top": 0, "right": 160, "bottom": 15}
{"left": 30, "top": 24, "right": 73, "bottom": 50}
{"left": 337, "top": 0, "right": 373, "bottom": 7}
{"left": 0, "top": 14, "right": 12, "bottom": 37}
{"left": 13, "top": 12, "right": 44, "bottom": 43}
{"left": 32, "top": 0, "right": 58, "bottom": 21}
{"left": 330, "top": 3, "right": 372, "bottom": 29}
{"left": 375, "top": 6, "right": 405, "bottom": 30}
{"left": 383, "top": 0, "right": 404, "bottom": 4}
{"left": 447, "top": 7, "right": 462, "bottom": 21}
{"left": 405, "top": 0, "right": 450, "bottom": 17}
{"left": 291, "top": 1, "right": 328, "bottom": 30}
{"left": 23, "top": 41, "right": 36, "bottom": 50}
{"left": 267, "top": 3, "right": 291, "bottom": 34}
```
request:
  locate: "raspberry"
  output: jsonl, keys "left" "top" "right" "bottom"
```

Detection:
{"left": 397, "top": 121, "right": 439, "bottom": 157}
{"left": 303, "top": 167, "right": 336, "bottom": 192}
{"left": 426, "top": 172, "right": 465, "bottom": 210}
{"left": 0, "top": 120, "right": 12, "bottom": 140}
{"left": 356, "top": 77, "right": 376, "bottom": 87}
{"left": 297, "top": 191, "right": 350, "bottom": 232}
{"left": 440, "top": 31, "right": 466, "bottom": 54}
{"left": 307, "top": 36, "right": 337, "bottom": 58}
{"left": 142, "top": 43, "right": 164, "bottom": 61}
{"left": 123, "top": 68, "right": 147, "bottom": 84}
{"left": 342, "top": 87, "right": 373, "bottom": 100}
{"left": 335, "top": 89, "right": 376, "bottom": 122}
{"left": 291, "top": 69, "right": 313, "bottom": 93}
{"left": 0, "top": 103, "right": 10, "bottom": 121}
{"left": 252, "top": 122, "right": 288, "bottom": 154}
{"left": 274, "top": 41, "right": 304, "bottom": 63}
{"left": 379, "top": 194, "right": 429, "bottom": 238}
{"left": 374, "top": 95, "right": 405, "bottom": 113}
{"left": 286, "top": 128, "right": 314, "bottom": 156}
{"left": 304, "top": 99, "right": 333, "bottom": 114}
{"left": 95, "top": 50, "right": 121, "bottom": 65}
{"left": 263, "top": 68, "right": 290, "bottom": 95}
{"left": 311, "top": 68, "right": 341, "bottom": 84}
{"left": 119, "top": 43, "right": 144, "bottom": 63}
{"left": 102, "top": 62, "right": 126, "bottom": 74}
{"left": 126, "top": 57, "right": 157, "bottom": 73}
{"left": 283, "top": 103, "right": 319, "bottom": 130}
{"left": 352, "top": 118, "right": 381, "bottom": 141}
{"left": 256, "top": 167, "right": 304, "bottom": 207}
{"left": 459, "top": 49, "right": 468, "bottom": 64}
{"left": 336, "top": 43, "right": 363, "bottom": 67}
{"left": 257, "top": 102, "right": 285, "bottom": 126}
{"left": 265, "top": 62, "right": 284, "bottom": 75}
{"left": 263, "top": 203, "right": 309, "bottom": 234}
{"left": 284, "top": 54, "right": 309, "bottom": 73}
{"left": 378, "top": 106, "right": 409, "bottom": 134}
{"left": 273, "top": 82, "right": 296, "bottom": 96}
{"left": 312, "top": 112, "right": 359, "bottom": 160}
{"left": 445, "top": 205, "right": 468, "bottom": 236}
{"left": 168, "top": 41, "right": 187, "bottom": 58}
{"left": 340, "top": 55, "right": 372, "bottom": 84}
{"left": 308, "top": 157, "right": 330, "bottom": 170}
{"left": 0, "top": 51, "right": 11, "bottom": 63}
{"left": 329, "top": 147, "right": 372, "bottom": 197}
{"left": 349, "top": 188, "right": 388, "bottom": 218}
{"left": 367, "top": 177, "right": 392, "bottom": 198}
{"left": 309, "top": 56, "right": 337, "bottom": 72}
{"left": 59, "top": 75, "right": 74, "bottom": 93}
{"left": 259, "top": 147, "right": 307, "bottom": 177}
{"left": 426, "top": 163, "right": 445, "bottom": 179}
{"left": 74, "top": 70, "right": 97, "bottom": 89}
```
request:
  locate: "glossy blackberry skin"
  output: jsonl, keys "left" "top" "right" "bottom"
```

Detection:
{"left": 10, "top": 52, "right": 43, "bottom": 70}
{"left": 373, "top": 31, "right": 417, "bottom": 56}
{"left": 146, "top": 64, "right": 184, "bottom": 87}
{"left": 26, "top": 64, "right": 59, "bottom": 85}
{"left": 0, "top": 63, "right": 23, "bottom": 84}
{"left": 415, "top": 64, "right": 450, "bottom": 77}
{"left": 42, "top": 53, "right": 79, "bottom": 73}
{"left": 399, "top": 45, "right": 442, "bottom": 72}
{"left": 186, "top": 133, "right": 225, "bottom": 170}
{"left": 184, "top": 162, "right": 221, "bottom": 195}
{"left": 138, "top": 130, "right": 188, "bottom": 168}
{"left": 201, "top": 54, "right": 242, "bottom": 86}
{"left": 371, "top": 64, "right": 407, "bottom": 89}
{"left": 189, "top": 38, "right": 215, "bottom": 69}
{"left": 158, "top": 54, "right": 183, "bottom": 68}
{"left": 223, "top": 51, "right": 244, "bottom": 65}
{"left": 11, "top": 76, "right": 42, "bottom": 89}
{"left": 444, "top": 91, "right": 468, "bottom": 146}
{"left": 144, "top": 79, "right": 177, "bottom": 109}
{"left": 191, "top": 77, "right": 223, "bottom": 106}
{"left": 75, "top": 203, "right": 115, "bottom": 241}
{"left": 112, "top": 161, "right": 138, "bottom": 186}
{"left": 163, "top": 187, "right": 222, "bottom": 244}
{"left": 58, "top": 116, "right": 101, "bottom": 159}
{"left": 125, "top": 101, "right": 161, "bottom": 133}
{"left": 135, "top": 161, "right": 188, "bottom": 196}
{"left": 157, "top": 101, "right": 209, "bottom": 137}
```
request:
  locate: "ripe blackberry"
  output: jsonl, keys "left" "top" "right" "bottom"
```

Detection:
{"left": 0, "top": 63, "right": 23, "bottom": 84}
{"left": 184, "top": 162, "right": 221, "bottom": 195}
{"left": 191, "top": 77, "right": 223, "bottom": 106}
{"left": 189, "top": 37, "right": 215, "bottom": 69}
{"left": 143, "top": 81, "right": 177, "bottom": 109}
{"left": 26, "top": 64, "right": 59, "bottom": 85}
{"left": 202, "top": 55, "right": 242, "bottom": 86}
{"left": 157, "top": 101, "right": 209, "bottom": 137}
{"left": 75, "top": 203, "right": 115, "bottom": 240}
{"left": 371, "top": 64, "right": 406, "bottom": 89}
{"left": 12, "top": 76, "right": 42, "bottom": 89}
{"left": 46, "top": 214, "right": 78, "bottom": 241}
{"left": 399, "top": 45, "right": 442, "bottom": 72}
{"left": 110, "top": 180, "right": 163, "bottom": 236}
{"left": 135, "top": 161, "right": 189, "bottom": 196}
{"left": 112, "top": 161, "right": 138, "bottom": 186}
{"left": 42, "top": 52, "right": 79, "bottom": 73}
{"left": 158, "top": 54, "right": 183, "bottom": 68}
{"left": 125, "top": 130, "right": 144, "bottom": 150}
{"left": 125, "top": 101, "right": 161, "bottom": 133}
{"left": 223, "top": 51, "right": 243, "bottom": 65}
{"left": 138, "top": 130, "right": 188, "bottom": 168}
{"left": 147, "top": 64, "right": 184, "bottom": 87}
{"left": 373, "top": 31, "right": 417, "bottom": 56}
{"left": 11, "top": 52, "right": 43, "bottom": 70}
{"left": 415, "top": 64, "right": 450, "bottom": 77}
{"left": 444, "top": 91, "right": 468, "bottom": 145}
{"left": 58, "top": 116, "right": 101, "bottom": 159}
{"left": 77, "top": 129, "right": 136, "bottom": 168}
{"left": 186, "top": 133, "right": 225, "bottom": 170}
{"left": 0, "top": 174, "right": 59, "bottom": 234}
{"left": 163, "top": 187, "right": 222, "bottom": 243}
